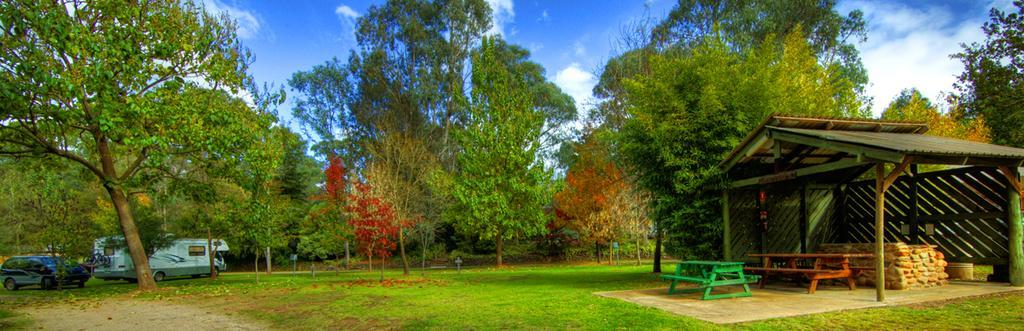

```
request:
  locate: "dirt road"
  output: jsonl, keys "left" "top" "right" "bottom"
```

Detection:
{"left": 16, "top": 298, "right": 268, "bottom": 330}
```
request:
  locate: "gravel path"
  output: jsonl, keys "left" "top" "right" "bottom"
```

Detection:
{"left": 16, "top": 298, "right": 268, "bottom": 330}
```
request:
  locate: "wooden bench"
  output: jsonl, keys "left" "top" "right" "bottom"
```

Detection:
{"left": 743, "top": 267, "right": 834, "bottom": 273}
{"left": 748, "top": 253, "right": 873, "bottom": 294}
{"left": 662, "top": 261, "right": 760, "bottom": 300}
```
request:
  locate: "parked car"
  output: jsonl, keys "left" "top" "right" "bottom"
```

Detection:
{"left": 1, "top": 256, "right": 91, "bottom": 290}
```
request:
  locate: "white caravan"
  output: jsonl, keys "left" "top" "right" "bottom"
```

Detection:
{"left": 92, "top": 238, "right": 229, "bottom": 282}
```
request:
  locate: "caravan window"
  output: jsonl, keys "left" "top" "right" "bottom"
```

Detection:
{"left": 188, "top": 246, "right": 206, "bottom": 256}
{"left": 103, "top": 247, "right": 114, "bottom": 256}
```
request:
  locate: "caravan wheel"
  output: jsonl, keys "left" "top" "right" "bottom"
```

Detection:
{"left": 153, "top": 271, "right": 165, "bottom": 282}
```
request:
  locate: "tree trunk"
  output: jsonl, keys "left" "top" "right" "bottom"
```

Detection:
{"left": 595, "top": 241, "right": 601, "bottom": 263}
{"left": 266, "top": 247, "right": 272, "bottom": 275}
{"left": 653, "top": 220, "right": 662, "bottom": 273}
{"left": 496, "top": 233, "right": 504, "bottom": 267}
{"left": 610, "top": 244, "right": 615, "bottom": 265}
{"left": 399, "top": 229, "right": 410, "bottom": 275}
{"left": 636, "top": 236, "right": 642, "bottom": 266}
{"left": 421, "top": 233, "right": 427, "bottom": 272}
{"left": 208, "top": 228, "right": 217, "bottom": 280}
{"left": 380, "top": 257, "right": 386, "bottom": 282}
{"left": 105, "top": 185, "right": 157, "bottom": 290}
{"left": 344, "top": 240, "right": 350, "bottom": 269}
{"left": 368, "top": 252, "right": 373, "bottom": 272}
{"left": 254, "top": 249, "right": 260, "bottom": 284}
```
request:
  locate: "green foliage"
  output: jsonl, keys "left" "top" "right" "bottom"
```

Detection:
{"left": 0, "top": 0, "right": 280, "bottom": 288}
{"left": 448, "top": 36, "right": 551, "bottom": 257}
{"left": 620, "top": 31, "right": 863, "bottom": 259}
{"left": 0, "top": 159, "right": 99, "bottom": 258}
{"left": 595, "top": 0, "right": 867, "bottom": 131}
{"left": 881, "top": 88, "right": 990, "bottom": 143}
{"left": 954, "top": 1, "right": 1024, "bottom": 147}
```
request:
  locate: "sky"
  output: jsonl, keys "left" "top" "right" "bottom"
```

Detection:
{"left": 201, "top": 0, "right": 1018, "bottom": 128}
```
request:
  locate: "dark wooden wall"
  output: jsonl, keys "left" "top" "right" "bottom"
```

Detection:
{"left": 726, "top": 184, "right": 839, "bottom": 262}
{"left": 842, "top": 167, "right": 1011, "bottom": 264}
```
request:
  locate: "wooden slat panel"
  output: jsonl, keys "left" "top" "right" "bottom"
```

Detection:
{"left": 840, "top": 167, "right": 1011, "bottom": 264}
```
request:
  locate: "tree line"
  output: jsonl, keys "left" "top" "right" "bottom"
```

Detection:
{"left": 2, "top": 0, "right": 1022, "bottom": 290}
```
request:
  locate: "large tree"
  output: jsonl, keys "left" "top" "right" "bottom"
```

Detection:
{"left": 954, "top": 1, "right": 1024, "bottom": 147}
{"left": 0, "top": 0, "right": 278, "bottom": 290}
{"left": 449, "top": 36, "right": 551, "bottom": 266}
{"left": 595, "top": 0, "right": 866, "bottom": 130}
{"left": 620, "top": 30, "right": 864, "bottom": 269}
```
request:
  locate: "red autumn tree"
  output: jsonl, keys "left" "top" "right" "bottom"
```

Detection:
{"left": 304, "top": 157, "right": 354, "bottom": 272}
{"left": 346, "top": 178, "right": 399, "bottom": 280}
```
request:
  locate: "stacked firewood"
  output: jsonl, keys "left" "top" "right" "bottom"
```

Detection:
{"left": 819, "top": 243, "right": 948, "bottom": 290}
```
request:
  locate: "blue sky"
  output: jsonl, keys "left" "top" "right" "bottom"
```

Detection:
{"left": 203, "top": 0, "right": 1016, "bottom": 127}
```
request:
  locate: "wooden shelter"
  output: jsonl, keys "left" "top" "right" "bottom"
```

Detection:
{"left": 720, "top": 115, "right": 1024, "bottom": 302}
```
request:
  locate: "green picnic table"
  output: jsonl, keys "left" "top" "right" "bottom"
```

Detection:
{"left": 660, "top": 261, "right": 760, "bottom": 300}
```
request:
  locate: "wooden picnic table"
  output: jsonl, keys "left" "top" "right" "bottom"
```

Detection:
{"left": 660, "top": 261, "right": 760, "bottom": 300}
{"left": 744, "top": 253, "right": 875, "bottom": 294}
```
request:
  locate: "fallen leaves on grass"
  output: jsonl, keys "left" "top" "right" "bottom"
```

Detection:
{"left": 336, "top": 278, "right": 446, "bottom": 289}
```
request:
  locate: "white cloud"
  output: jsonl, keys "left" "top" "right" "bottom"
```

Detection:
{"left": 486, "top": 0, "right": 515, "bottom": 36}
{"left": 573, "top": 41, "right": 586, "bottom": 57}
{"left": 553, "top": 62, "right": 597, "bottom": 111}
{"left": 843, "top": 0, "right": 1009, "bottom": 116}
{"left": 202, "top": 0, "right": 261, "bottom": 40}
{"left": 335, "top": 4, "right": 359, "bottom": 19}
{"left": 528, "top": 42, "right": 544, "bottom": 53}
{"left": 334, "top": 4, "right": 360, "bottom": 45}
{"left": 538, "top": 9, "right": 549, "bottom": 22}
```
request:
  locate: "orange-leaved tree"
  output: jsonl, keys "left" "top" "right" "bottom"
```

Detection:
{"left": 554, "top": 135, "right": 627, "bottom": 263}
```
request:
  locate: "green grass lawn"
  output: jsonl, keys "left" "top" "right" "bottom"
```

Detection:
{"left": 2, "top": 263, "right": 1022, "bottom": 330}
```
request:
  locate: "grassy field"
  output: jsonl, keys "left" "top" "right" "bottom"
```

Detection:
{"left": 1, "top": 263, "right": 1022, "bottom": 330}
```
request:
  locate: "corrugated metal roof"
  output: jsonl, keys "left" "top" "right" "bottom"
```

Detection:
{"left": 770, "top": 127, "right": 1024, "bottom": 159}
{"left": 720, "top": 115, "right": 930, "bottom": 169}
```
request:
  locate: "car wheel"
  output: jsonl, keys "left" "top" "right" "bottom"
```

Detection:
{"left": 41, "top": 277, "right": 54, "bottom": 290}
{"left": 3, "top": 278, "right": 16, "bottom": 291}
{"left": 77, "top": 280, "right": 86, "bottom": 288}
{"left": 153, "top": 271, "right": 165, "bottom": 282}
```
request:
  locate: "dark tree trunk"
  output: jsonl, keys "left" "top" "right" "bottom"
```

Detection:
{"left": 496, "top": 232, "right": 504, "bottom": 267}
{"left": 653, "top": 220, "right": 663, "bottom": 273}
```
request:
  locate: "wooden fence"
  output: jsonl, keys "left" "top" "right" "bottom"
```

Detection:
{"left": 841, "top": 166, "right": 1011, "bottom": 264}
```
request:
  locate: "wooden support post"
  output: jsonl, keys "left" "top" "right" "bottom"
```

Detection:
{"left": 998, "top": 166, "right": 1024, "bottom": 286}
{"left": 874, "top": 164, "right": 886, "bottom": 302}
{"left": 875, "top": 159, "right": 911, "bottom": 302}
{"left": 800, "top": 183, "right": 808, "bottom": 254}
{"left": 722, "top": 190, "right": 732, "bottom": 261}
{"left": 910, "top": 165, "right": 920, "bottom": 244}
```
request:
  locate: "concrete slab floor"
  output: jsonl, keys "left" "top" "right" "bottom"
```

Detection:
{"left": 594, "top": 281, "right": 1024, "bottom": 324}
